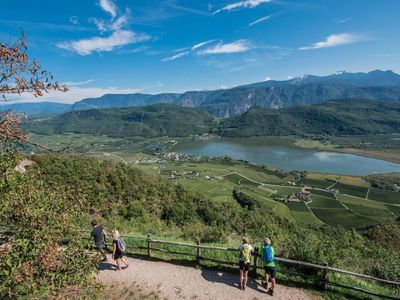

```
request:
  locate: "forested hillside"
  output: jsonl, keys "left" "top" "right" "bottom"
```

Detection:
{"left": 219, "top": 99, "right": 400, "bottom": 137}
{"left": 25, "top": 99, "right": 400, "bottom": 138}
{"left": 25, "top": 103, "right": 216, "bottom": 137}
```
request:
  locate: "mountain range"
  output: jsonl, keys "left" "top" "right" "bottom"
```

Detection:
{"left": 24, "top": 99, "right": 400, "bottom": 138}
{"left": 3, "top": 70, "right": 400, "bottom": 117}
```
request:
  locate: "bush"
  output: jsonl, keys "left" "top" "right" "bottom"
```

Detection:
{"left": 0, "top": 152, "right": 97, "bottom": 299}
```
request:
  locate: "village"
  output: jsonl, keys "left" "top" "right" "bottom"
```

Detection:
{"left": 274, "top": 187, "right": 312, "bottom": 204}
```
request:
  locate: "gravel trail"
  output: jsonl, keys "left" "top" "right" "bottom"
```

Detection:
{"left": 98, "top": 255, "right": 320, "bottom": 300}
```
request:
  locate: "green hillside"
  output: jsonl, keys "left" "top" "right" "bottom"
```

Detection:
{"left": 219, "top": 99, "right": 400, "bottom": 137}
{"left": 25, "top": 99, "right": 400, "bottom": 139}
{"left": 25, "top": 103, "right": 216, "bottom": 138}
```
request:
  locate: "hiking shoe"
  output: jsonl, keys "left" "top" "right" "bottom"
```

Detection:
{"left": 268, "top": 288, "right": 274, "bottom": 296}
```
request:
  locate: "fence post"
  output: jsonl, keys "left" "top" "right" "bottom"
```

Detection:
{"left": 196, "top": 238, "right": 201, "bottom": 263}
{"left": 321, "top": 263, "right": 329, "bottom": 290}
{"left": 253, "top": 247, "right": 259, "bottom": 276}
{"left": 147, "top": 234, "right": 152, "bottom": 258}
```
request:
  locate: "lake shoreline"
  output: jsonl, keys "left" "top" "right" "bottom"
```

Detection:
{"left": 174, "top": 137, "right": 400, "bottom": 176}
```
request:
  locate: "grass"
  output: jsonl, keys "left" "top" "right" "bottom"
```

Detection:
{"left": 309, "top": 194, "right": 343, "bottom": 209}
{"left": 306, "top": 173, "right": 370, "bottom": 187}
{"left": 386, "top": 204, "right": 400, "bottom": 218}
{"left": 264, "top": 184, "right": 301, "bottom": 197}
{"left": 224, "top": 173, "right": 260, "bottom": 187}
{"left": 285, "top": 202, "right": 324, "bottom": 227}
{"left": 334, "top": 183, "right": 368, "bottom": 198}
{"left": 297, "top": 178, "right": 332, "bottom": 189}
{"left": 337, "top": 194, "right": 395, "bottom": 222}
{"left": 238, "top": 187, "right": 295, "bottom": 221}
{"left": 368, "top": 188, "right": 400, "bottom": 205}
{"left": 311, "top": 208, "right": 378, "bottom": 229}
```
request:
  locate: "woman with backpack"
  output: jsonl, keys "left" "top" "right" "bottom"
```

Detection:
{"left": 238, "top": 237, "right": 253, "bottom": 290}
{"left": 261, "top": 238, "right": 276, "bottom": 296}
{"left": 112, "top": 229, "right": 129, "bottom": 271}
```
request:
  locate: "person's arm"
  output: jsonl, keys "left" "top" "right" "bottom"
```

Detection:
{"left": 112, "top": 241, "right": 116, "bottom": 259}
{"left": 103, "top": 229, "right": 108, "bottom": 241}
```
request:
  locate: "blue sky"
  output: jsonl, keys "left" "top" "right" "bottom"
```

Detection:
{"left": 1, "top": 0, "right": 400, "bottom": 103}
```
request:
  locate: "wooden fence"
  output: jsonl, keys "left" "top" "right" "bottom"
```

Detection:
{"left": 93, "top": 232, "right": 400, "bottom": 300}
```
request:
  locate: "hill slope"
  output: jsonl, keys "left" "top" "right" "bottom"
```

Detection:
{"left": 25, "top": 103, "right": 216, "bottom": 137}
{"left": 25, "top": 99, "right": 400, "bottom": 138}
{"left": 219, "top": 99, "right": 400, "bottom": 137}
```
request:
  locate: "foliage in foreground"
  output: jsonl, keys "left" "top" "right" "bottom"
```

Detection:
{"left": 0, "top": 151, "right": 97, "bottom": 299}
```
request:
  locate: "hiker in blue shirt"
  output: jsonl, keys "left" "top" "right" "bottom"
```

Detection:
{"left": 261, "top": 238, "right": 276, "bottom": 296}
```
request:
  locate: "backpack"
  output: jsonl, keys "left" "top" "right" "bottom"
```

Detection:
{"left": 263, "top": 246, "right": 274, "bottom": 264}
{"left": 117, "top": 238, "right": 126, "bottom": 253}
{"left": 239, "top": 244, "right": 251, "bottom": 262}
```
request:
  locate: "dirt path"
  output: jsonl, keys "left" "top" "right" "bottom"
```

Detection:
{"left": 98, "top": 255, "right": 320, "bottom": 300}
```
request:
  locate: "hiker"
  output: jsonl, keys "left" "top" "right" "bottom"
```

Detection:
{"left": 261, "top": 238, "right": 276, "bottom": 296}
{"left": 112, "top": 229, "right": 129, "bottom": 271}
{"left": 90, "top": 220, "right": 108, "bottom": 262}
{"left": 239, "top": 237, "right": 253, "bottom": 290}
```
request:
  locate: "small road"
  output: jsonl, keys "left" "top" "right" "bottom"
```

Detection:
{"left": 98, "top": 255, "right": 320, "bottom": 300}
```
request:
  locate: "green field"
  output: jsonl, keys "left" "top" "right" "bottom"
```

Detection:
{"left": 386, "top": 204, "right": 400, "bottom": 218}
{"left": 263, "top": 185, "right": 301, "bottom": 197}
{"left": 297, "top": 178, "right": 332, "bottom": 189}
{"left": 285, "top": 202, "right": 324, "bottom": 227}
{"left": 338, "top": 194, "right": 395, "bottom": 222}
{"left": 237, "top": 188, "right": 294, "bottom": 221}
{"left": 311, "top": 208, "right": 378, "bottom": 229}
{"left": 224, "top": 173, "right": 260, "bottom": 187}
{"left": 368, "top": 188, "right": 400, "bottom": 205}
{"left": 309, "top": 194, "right": 343, "bottom": 209}
{"left": 334, "top": 183, "right": 368, "bottom": 198}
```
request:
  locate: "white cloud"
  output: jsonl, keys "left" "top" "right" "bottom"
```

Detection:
{"left": 58, "top": 3, "right": 148, "bottom": 56}
{"left": 249, "top": 15, "right": 271, "bottom": 26}
{"left": 69, "top": 16, "right": 79, "bottom": 25}
{"left": 192, "top": 39, "right": 219, "bottom": 50}
{"left": 110, "top": 12, "right": 129, "bottom": 31}
{"left": 214, "top": 0, "right": 271, "bottom": 14}
{"left": 264, "top": 76, "right": 272, "bottom": 81}
{"left": 287, "top": 76, "right": 293, "bottom": 79}
{"left": 335, "top": 17, "right": 351, "bottom": 24}
{"left": 57, "top": 30, "right": 150, "bottom": 56}
{"left": 99, "top": 0, "right": 117, "bottom": 18}
{"left": 199, "top": 40, "right": 251, "bottom": 54}
{"left": 161, "top": 51, "right": 190, "bottom": 62}
{"left": 298, "top": 33, "right": 366, "bottom": 50}
{"left": 11, "top": 86, "right": 142, "bottom": 104}
{"left": 89, "top": 18, "right": 108, "bottom": 32}
{"left": 63, "top": 79, "right": 97, "bottom": 86}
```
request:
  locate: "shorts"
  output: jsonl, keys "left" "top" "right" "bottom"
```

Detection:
{"left": 239, "top": 261, "right": 250, "bottom": 271}
{"left": 264, "top": 266, "right": 276, "bottom": 278}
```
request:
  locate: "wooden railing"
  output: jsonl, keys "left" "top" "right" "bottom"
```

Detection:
{"left": 88, "top": 232, "right": 400, "bottom": 300}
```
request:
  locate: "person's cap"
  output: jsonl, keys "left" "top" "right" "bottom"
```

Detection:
{"left": 91, "top": 220, "right": 97, "bottom": 226}
{"left": 264, "top": 238, "right": 271, "bottom": 245}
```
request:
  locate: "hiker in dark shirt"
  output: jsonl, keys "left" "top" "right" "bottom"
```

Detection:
{"left": 90, "top": 220, "right": 108, "bottom": 261}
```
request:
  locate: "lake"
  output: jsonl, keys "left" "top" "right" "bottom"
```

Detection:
{"left": 174, "top": 139, "right": 400, "bottom": 176}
